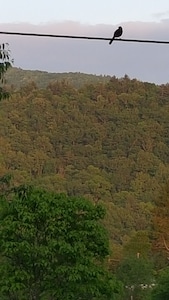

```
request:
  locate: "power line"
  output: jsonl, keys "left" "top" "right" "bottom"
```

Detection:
{"left": 0, "top": 31, "right": 169, "bottom": 44}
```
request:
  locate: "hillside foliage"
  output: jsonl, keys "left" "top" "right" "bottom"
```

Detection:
{"left": 1, "top": 69, "right": 169, "bottom": 298}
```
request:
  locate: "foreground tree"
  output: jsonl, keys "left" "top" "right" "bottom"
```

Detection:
{"left": 0, "top": 185, "right": 122, "bottom": 299}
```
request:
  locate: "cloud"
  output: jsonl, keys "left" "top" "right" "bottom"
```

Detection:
{"left": 152, "top": 10, "right": 169, "bottom": 20}
{"left": 0, "top": 21, "right": 169, "bottom": 84}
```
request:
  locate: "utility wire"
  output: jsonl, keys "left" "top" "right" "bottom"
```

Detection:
{"left": 0, "top": 31, "right": 169, "bottom": 44}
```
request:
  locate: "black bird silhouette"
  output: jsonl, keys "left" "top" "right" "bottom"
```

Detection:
{"left": 109, "top": 26, "right": 123, "bottom": 45}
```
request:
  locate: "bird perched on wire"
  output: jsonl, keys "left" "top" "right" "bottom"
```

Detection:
{"left": 109, "top": 26, "right": 123, "bottom": 45}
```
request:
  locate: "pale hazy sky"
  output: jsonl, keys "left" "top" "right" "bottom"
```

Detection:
{"left": 1, "top": 0, "right": 169, "bottom": 84}
{"left": 1, "top": 0, "right": 169, "bottom": 24}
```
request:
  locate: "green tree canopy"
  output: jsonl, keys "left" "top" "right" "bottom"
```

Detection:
{"left": 117, "top": 256, "right": 154, "bottom": 300}
{"left": 0, "top": 185, "right": 122, "bottom": 299}
{"left": 152, "top": 267, "right": 169, "bottom": 300}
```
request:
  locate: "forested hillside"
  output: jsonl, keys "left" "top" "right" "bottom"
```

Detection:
{"left": 6, "top": 67, "right": 111, "bottom": 89}
{"left": 1, "top": 70, "right": 169, "bottom": 263}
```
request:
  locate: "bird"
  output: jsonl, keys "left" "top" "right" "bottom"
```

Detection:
{"left": 109, "top": 26, "right": 123, "bottom": 45}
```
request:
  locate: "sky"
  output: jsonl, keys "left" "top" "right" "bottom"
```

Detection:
{"left": 0, "top": 0, "right": 169, "bottom": 84}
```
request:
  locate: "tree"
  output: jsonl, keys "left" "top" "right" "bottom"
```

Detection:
{"left": 0, "top": 185, "right": 122, "bottom": 299}
{"left": 0, "top": 43, "right": 13, "bottom": 100}
{"left": 152, "top": 267, "right": 169, "bottom": 300}
{"left": 123, "top": 230, "right": 151, "bottom": 259}
{"left": 117, "top": 256, "right": 154, "bottom": 300}
{"left": 152, "top": 183, "right": 169, "bottom": 260}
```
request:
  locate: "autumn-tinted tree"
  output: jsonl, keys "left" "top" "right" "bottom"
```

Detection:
{"left": 0, "top": 185, "right": 122, "bottom": 299}
{"left": 153, "top": 183, "right": 169, "bottom": 250}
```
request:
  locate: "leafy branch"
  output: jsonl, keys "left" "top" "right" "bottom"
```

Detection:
{"left": 0, "top": 43, "right": 13, "bottom": 100}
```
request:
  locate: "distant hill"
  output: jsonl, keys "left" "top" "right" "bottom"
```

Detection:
{"left": 5, "top": 67, "right": 111, "bottom": 89}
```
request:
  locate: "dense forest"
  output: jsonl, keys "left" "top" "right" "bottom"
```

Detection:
{"left": 1, "top": 67, "right": 169, "bottom": 299}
